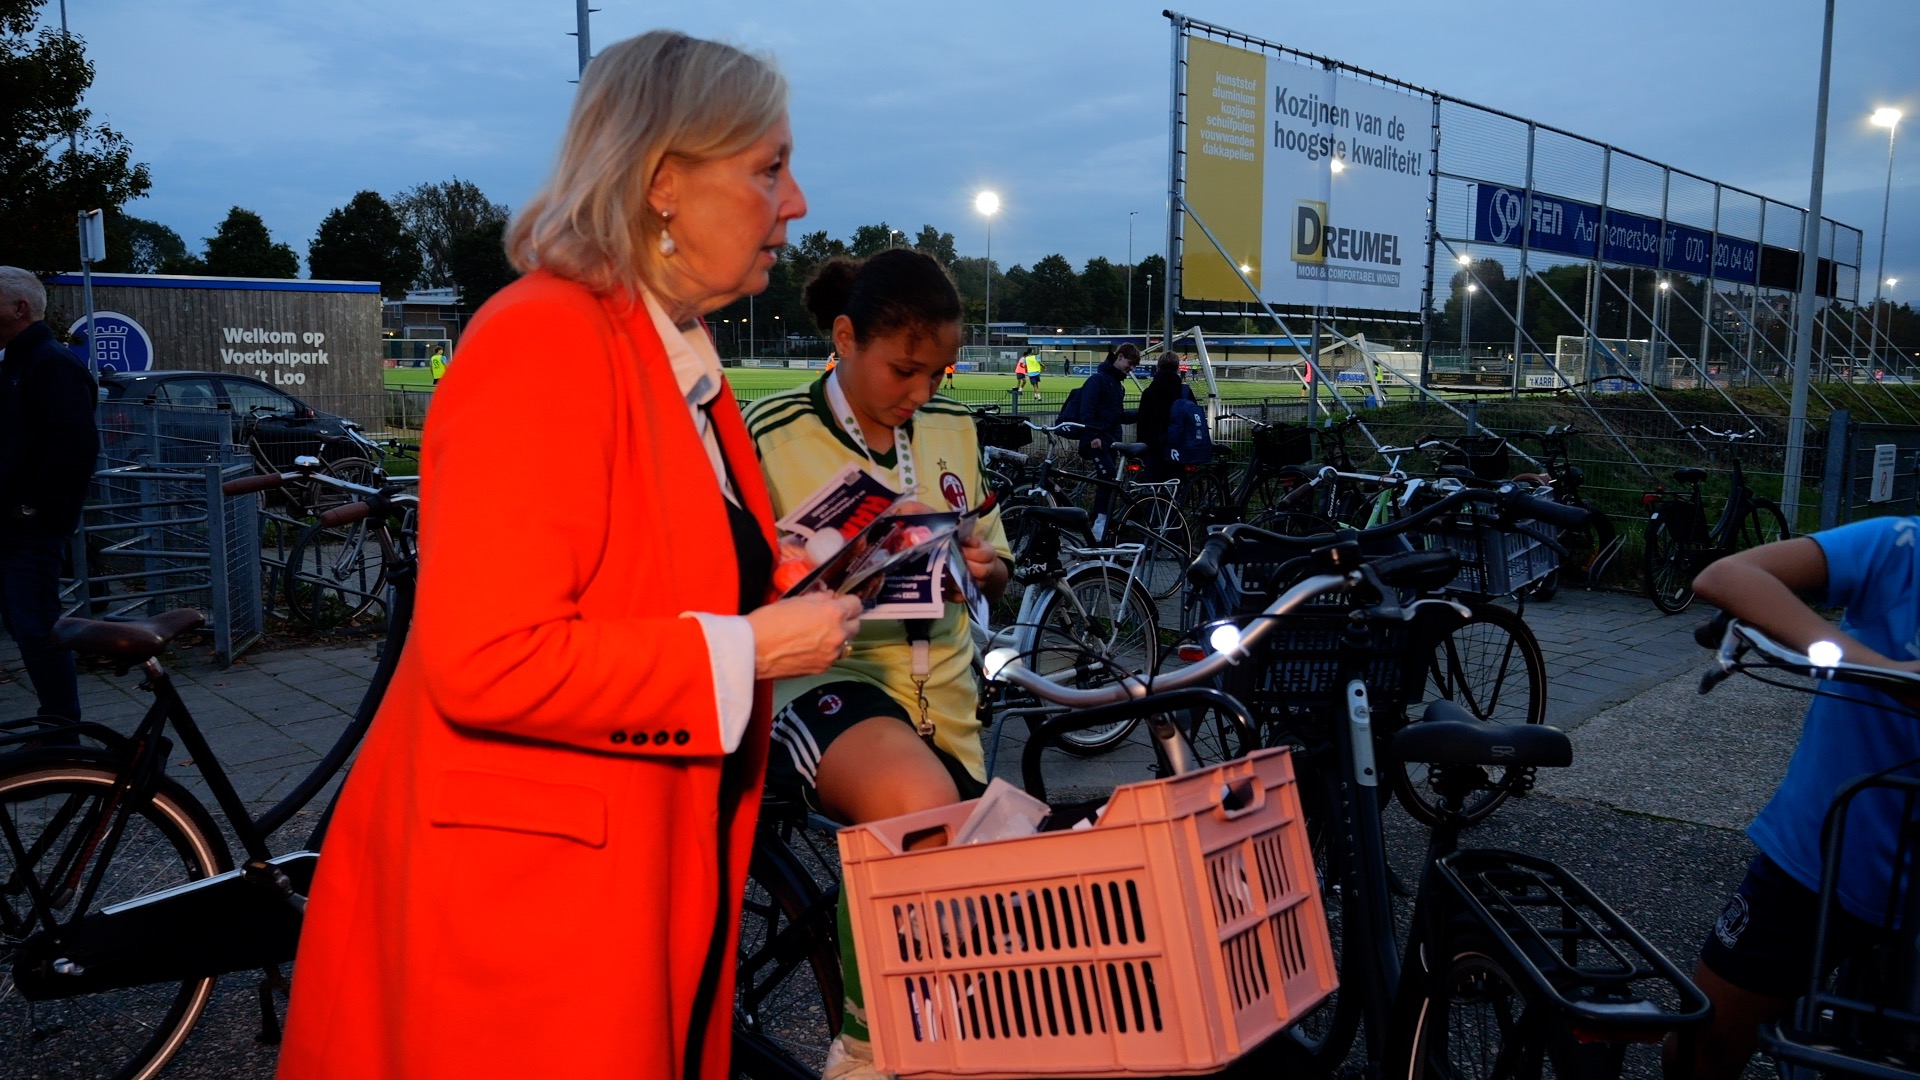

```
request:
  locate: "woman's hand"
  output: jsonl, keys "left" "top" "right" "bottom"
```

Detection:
{"left": 748, "top": 593, "right": 864, "bottom": 680}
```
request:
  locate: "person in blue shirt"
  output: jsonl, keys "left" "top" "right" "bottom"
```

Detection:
{"left": 1673, "top": 517, "right": 1920, "bottom": 1080}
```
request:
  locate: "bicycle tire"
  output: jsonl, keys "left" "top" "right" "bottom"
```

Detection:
{"left": 1735, "top": 501, "right": 1791, "bottom": 551}
{"left": 1026, "top": 564, "right": 1161, "bottom": 756}
{"left": 734, "top": 825, "right": 843, "bottom": 1080}
{"left": 1643, "top": 517, "right": 1695, "bottom": 615}
{"left": 282, "top": 516, "right": 391, "bottom": 629}
{"left": 1400, "top": 603, "right": 1547, "bottom": 827}
{"left": 1179, "top": 469, "right": 1231, "bottom": 527}
{"left": 1402, "top": 938, "right": 1539, "bottom": 1080}
{"left": 1111, "top": 494, "right": 1194, "bottom": 600}
{"left": 0, "top": 758, "right": 232, "bottom": 1080}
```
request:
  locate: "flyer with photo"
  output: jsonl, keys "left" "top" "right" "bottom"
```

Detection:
{"left": 776, "top": 465, "right": 959, "bottom": 620}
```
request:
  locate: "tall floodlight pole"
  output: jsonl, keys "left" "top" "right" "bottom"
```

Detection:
{"left": 1127, "top": 210, "right": 1139, "bottom": 337}
{"left": 1871, "top": 108, "right": 1902, "bottom": 365}
{"left": 59, "top": 1, "right": 97, "bottom": 372}
{"left": 1146, "top": 273, "right": 1154, "bottom": 343}
{"left": 975, "top": 191, "right": 1000, "bottom": 349}
{"left": 574, "top": 0, "right": 594, "bottom": 77}
{"left": 1783, "top": 0, "right": 1836, "bottom": 529}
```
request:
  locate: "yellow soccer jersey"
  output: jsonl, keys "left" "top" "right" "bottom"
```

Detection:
{"left": 744, "top": 377, "right": 1012, "bottom": 780}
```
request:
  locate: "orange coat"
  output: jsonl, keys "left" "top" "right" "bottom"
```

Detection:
{"left": 277, "top": 272, "right": 776, "bottom": 1080}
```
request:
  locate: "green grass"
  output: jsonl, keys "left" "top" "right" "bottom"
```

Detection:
{"left": 718, "top": 365, "right": 1414, "bottom": 406}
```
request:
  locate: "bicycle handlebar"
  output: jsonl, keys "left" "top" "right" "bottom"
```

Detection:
{"left": 317, "top": 502, "right": 372, "bottom": 528}
{"left": 983, "top": 445, "right": 1030, "bottom": 466}
{"left": 1689, "top": 424, "right": 1759, "bottom": 442}
{"left": 221, "top": 472, "right": 286, "bottom": 496}
{"left": 1700, "top": 617, "right": 1920, "bottom": 704}
{"left": 1187, "top": 483, "right": 1588, "bottom": 587}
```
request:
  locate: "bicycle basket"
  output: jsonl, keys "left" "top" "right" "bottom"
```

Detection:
{"left": 1443, "top": 434, "right": 1511, "bottom": 481}
{"left": 1194, "top": 533, "right": 1429, "bottom": 731}
{"left": 1420, "top": 511, "right": 1560, "bottom": 597}
{"left": 1761, "top": 772, "right": 1920, "bottom": 1076}
{"left": 838, "top": 748, "right": 1334, "bottom": 1078}
{"left": 975, "top": 414, "right": 1032, "bottom": 451}
{"left": 1251, "top": 423, "right": 1315, "bottom": 468}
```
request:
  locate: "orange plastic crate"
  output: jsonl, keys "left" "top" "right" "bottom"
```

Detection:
{"left": 837, "top": 748, "right": 1334, "bottom": 1078}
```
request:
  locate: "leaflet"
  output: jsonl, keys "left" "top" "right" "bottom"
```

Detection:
{"left": 777, "top": 464, "right": 958, "bottom": 620}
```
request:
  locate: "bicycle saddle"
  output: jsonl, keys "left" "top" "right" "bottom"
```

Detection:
{"left": 1113, "top": 442, "right": 1149, "bottom": 457}
{"left": 1392, "top": 701, "right": 1572, "bottom": 768}
{"left": 52, "top": 609, "right": 207, "bottom": 664}
{"left": 1674, "top": 467, "right": 1708, "bottom": 483}
{"left": 1022, "top": 505, "right": 1092, "bottom": 530}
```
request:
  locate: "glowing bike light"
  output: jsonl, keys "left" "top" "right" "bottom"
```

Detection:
{"left": 1209, "top": 622, "right": 1243, "bottom": 655}
{"left": 1807, "top": 640, "right": 1842, "bottom": 668}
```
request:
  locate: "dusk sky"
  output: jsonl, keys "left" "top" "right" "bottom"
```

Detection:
{"left": 46, "top": 0, "right": 1920, "bottom": 306}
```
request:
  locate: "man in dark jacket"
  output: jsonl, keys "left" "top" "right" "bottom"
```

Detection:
{"left": 1075, "top": 342, "right": 1139, "bottom": 539}
{"left": 0, "top": 267, "right": 99, "bottom": 721}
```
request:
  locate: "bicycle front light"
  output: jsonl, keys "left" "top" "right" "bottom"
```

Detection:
{"left": 1807, "top": 640, "right": 1842, "bottom": 669}
{"left": 1208, "top": 622, "right": 1243, "bottom": 656}
{"left": 982, "top": 647, "right": 1021, "bottom": 683}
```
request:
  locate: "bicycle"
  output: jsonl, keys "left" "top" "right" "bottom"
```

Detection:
{"left": 1692, "top": 617, "right": 1920, "bottom": 1079}
{"left": 1071, "top": 442, "right": 1193, "bottom": 600}
{"left": 0, "top": 463, "right": 418, "bottom": 1080}
{"left": 279, "top": 448, "right": 418, "bottom": 629}
{"left": 1509, "top": 426, "right": 1625, "bottom": 597}
{"left": 972, "top": 495, "right": 1160, "bottom": 762}
{"left": 996, "top": 505, "right": 1709, "bottom": 1080}
{"left": 1643, "top": 424, "right": 1791, "bottom": 615}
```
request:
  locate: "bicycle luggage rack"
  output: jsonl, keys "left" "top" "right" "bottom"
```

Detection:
{"left": 1761, "top": 773, "right": 1920, "bottom": 1079}
{"left": 1436, "top": 848, "right": 1712, "bottom": 1038}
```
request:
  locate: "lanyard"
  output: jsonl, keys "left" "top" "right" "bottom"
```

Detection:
{"left": 824, "top": 371, "right": 916, "bottom": 495}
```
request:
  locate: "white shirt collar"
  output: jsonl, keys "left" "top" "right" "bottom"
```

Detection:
{"left": 641, "top": 288, "right": 725, "bottom": 409}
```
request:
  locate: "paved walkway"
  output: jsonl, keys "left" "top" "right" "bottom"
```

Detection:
{"left": 0, "top": 585, "right": 1791, "bottom": 1079}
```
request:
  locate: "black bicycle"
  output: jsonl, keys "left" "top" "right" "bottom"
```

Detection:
{"left": 1510, "top": 426, "right": 1624, "bottom": 598}
{"left": 0, "top": 462, "right": 417, "bottom": 1080}
{"left": 1643, "top": 424, "right": 1791, "bottom": 614}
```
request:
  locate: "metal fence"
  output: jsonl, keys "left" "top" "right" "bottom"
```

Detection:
{"left": 74, "top": 404, "right": 264, "bottom": 663}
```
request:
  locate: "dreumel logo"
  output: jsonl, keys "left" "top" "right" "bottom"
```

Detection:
{"left": 67, "top": 311, "right": 155, "bottom": 374}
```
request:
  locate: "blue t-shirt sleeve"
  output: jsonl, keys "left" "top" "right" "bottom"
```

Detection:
{"left": 1813, "top": 516, "right": 1920, "bottom": 660}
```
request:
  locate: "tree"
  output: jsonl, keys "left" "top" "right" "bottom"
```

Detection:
{"left": 1079, "top": 256, "right": 1125, "bottom": 331}
{"left": 912, "top": 225, "right": 957, "bottom": 267}
{"left": 1022, "top": 254, "right": 1088, "bottom": 330}
{"left": 202, "top": 206, "right": 299, "bottom": 278}
{"left": 391, "top": 178, "right": 509, "bottom": 288}
{"left": 308, "top": 190, "right": 421, "bottom": 298}
{"left": 447, "top": 218, "right": 518, "bottom": 311}
{"left": 0, "top": 0, "right": 152, "bottom": 273}
{"left": 116, "top": 214, "right": 186, "bottom": 273}
{"left": 849, "top": 222, "right": 901, "bottom": 257}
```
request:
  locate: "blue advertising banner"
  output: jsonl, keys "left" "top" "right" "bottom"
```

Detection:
{"left": 1663, "top": 223, "right": 1714, "bottom": 277}
{"left": 1713, "top": 235, "right": 1759, "bottom": 284}
{"left": 1600, "top": 210, "right": 1664, "bottom": 269}
{"left": 1472, "top": 184, "right": 1600, "bottom": 260}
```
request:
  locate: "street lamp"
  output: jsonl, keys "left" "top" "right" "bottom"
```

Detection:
{"left": 975, "top": 191, "right": 1000, "bottom": 348}
{"left": 1127, "top": 210, "right": 1139, "bottom": 338}
{"left": 888, "top": 228, "right": 902, "bottom": 249}
{"left": 1871, "top": 107, "right": 1902, "bottom": 365}
{"left": 1146, "top": 272, "right": 1154, "bottom": 343}
{"left": 1462, "top": 283, "right": 1476, "bottom": 359}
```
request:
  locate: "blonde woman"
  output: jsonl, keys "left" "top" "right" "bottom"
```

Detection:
{"left": 277, "top": 30, "right": 860, "bottom": 1080}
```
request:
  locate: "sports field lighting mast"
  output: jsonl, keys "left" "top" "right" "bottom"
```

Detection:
{"left": 1127, "top": 210, "right": 1139, "bottom": 337}
{"left": 1871, "top": 107, "right": 1902, "bottom": 365}
{"left": 975, "top": 190, "right": 1000, "bottom": 347}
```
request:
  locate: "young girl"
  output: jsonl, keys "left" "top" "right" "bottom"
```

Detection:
{"left": 743, "top": 248, "right": 1012, "bottom": 1078}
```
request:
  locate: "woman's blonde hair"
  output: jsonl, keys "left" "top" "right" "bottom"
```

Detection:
{"left": 505, "top": 30, "right": 787, "bottom": 297}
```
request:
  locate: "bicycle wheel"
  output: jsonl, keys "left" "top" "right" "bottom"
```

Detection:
{"left": 1642, "top": 518, "right": 1695, "bottom": 615}
{"left": 1403, "top": 940, "right": 1539, "bottom": 1080}
{"left": 299, "top": 454, "right": 380, "bottom": 519}
{"left": 0, "top": 759, "right": 231, "bottom": 1080}
{"left": 283, "top": 517, "right": 391, "bottom": 628}
{"left": 1024, "top": 564, "right": 1161, "bottom": 756}
{"left": 1735, "top": 501, "right": 1791, "bottom": 551}
{"left": 1179, "top": 468, "right": 1231, "bottom": 527}
{"left": 1401, "top": 603, "right": 1547, "bottom": 827}
{"left": 733, "top": 829, "right": 842, "bottom": 1080}
{"left": 1111, "top": 494, "right": 1194, "bottom": 600}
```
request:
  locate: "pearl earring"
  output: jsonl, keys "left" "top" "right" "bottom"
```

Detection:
{"left": 658, "top": 229, "right": 676, "bottom": 256}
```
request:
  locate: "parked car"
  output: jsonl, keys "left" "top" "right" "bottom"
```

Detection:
{"left": 96, "top": 370, "right": 376, "bottom": 472}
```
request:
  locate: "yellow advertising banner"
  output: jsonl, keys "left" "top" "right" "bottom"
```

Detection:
{"left": 1182, "top": 38, "right": 1266, "bottom": 301}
